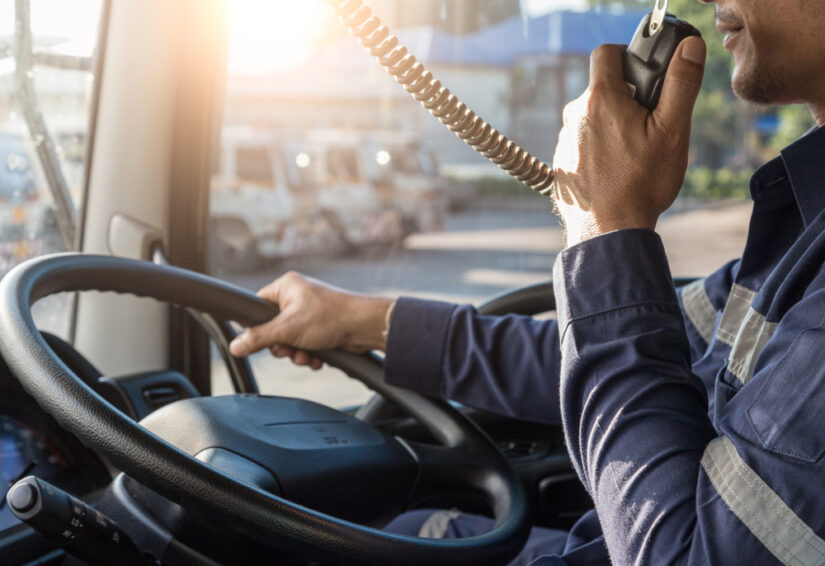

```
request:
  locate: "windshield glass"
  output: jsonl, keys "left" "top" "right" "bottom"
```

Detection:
{"left": 210, "top": 0, "right": 812, "bottom": 407}
{"left": 0, "top": 0, "right": 103, "bottom": 336}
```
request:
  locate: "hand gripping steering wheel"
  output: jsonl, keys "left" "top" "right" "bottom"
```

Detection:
{"left": 0, "top": 254, "right": 529, "bottom": 566}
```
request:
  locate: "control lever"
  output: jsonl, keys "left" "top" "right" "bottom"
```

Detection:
{"left": 6, "top": 475, "right": 153, "bottom": 566}
{"left": 622, "top": 0, "right": 702, "bottom": 110}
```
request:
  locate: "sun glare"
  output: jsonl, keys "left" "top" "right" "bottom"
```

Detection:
{"left": 228, "top": 0, "right": 330, "bottom": 75}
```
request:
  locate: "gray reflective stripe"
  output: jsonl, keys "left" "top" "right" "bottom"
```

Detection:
{"left": 680, "top": 278, "right": 717, "bottom": 344}
{"left": 716, "top": 284, "right": 757, "bottom": 346}
{"left": 727, "top": 307, "right": 778, "bottom": 385}
{"left": 702, "top": 436, "right": 825, "bottom": 566}
{"left": 418, "top": 509, "right": 462, "bottom": 539}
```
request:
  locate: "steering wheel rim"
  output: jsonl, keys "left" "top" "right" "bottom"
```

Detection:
{"left": 0, "top": 253, "right": 529, "bottom": 566}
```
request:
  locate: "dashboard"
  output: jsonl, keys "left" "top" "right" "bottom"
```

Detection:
{"left": 0, "top": 331, "right": 588, "bottom": 564}
{"left": 0, "top": 354, "right": 110, "bottom": 540}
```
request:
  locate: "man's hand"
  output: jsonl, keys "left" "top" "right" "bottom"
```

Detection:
{"left": 228, "top": 272, "right": 393, "bottom": 370}
{"left": 552, "top": 37, "right": 706, "bottom": 247}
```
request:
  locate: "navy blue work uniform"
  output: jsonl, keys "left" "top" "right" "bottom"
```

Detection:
{"left": 384, "top": 126, "right": 825, "bottom": 565}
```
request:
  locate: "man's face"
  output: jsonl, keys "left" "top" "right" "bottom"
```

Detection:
{"left": 701, "top": 0, "right": 825, "bottom": 105}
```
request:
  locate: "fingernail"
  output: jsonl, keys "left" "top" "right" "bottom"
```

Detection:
{"left": 229, "top": 334, "right": 247, "bottom": 356}
{"left": 681, "top": 37, "right": 706, "bottom": 65}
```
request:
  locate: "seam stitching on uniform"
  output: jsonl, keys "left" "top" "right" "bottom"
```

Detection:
{"left": 563, "top": 301, "right": 680, "bottom": 329}
{"left": 703, "top": 437, "right": 825, "bottom": 566}
{"left": 704, "top": 441, "right": 803, "bottom": 566}
{"left": 726, "top": 442, "right": 824, "bottom": 560}
{"left": 722, "top": 446, "right": 811, "bottom": 554}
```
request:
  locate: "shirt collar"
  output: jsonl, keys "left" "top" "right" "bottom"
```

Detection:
{"left": 781, "top": 125, "right": 825, "bottom": 227}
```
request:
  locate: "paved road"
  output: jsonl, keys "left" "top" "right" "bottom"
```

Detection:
{"left": 224, "top": 202, "right": 561, "bottom": 305}
{"left": 213, "top": 199, "right": 752, "bottom": 405}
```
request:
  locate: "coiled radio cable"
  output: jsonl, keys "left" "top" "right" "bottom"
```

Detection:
{"left": 325, "top": 0, "right": 555, "bottom": 195}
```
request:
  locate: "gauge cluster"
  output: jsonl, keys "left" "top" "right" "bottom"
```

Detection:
{"left": 0, "top": 413, "right": 72, "bottom": 531}
{"left": 0, "top": 372, "right": 110, "bottom": 537}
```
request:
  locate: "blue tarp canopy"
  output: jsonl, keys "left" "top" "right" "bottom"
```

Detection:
{"left": 404, "top": 10, "right": 646, "bottom": 66}
{"left": 314, "top": 9, "right": 648, "bottom": 70}
{"left": 230, "top": 10, "right": 647, "bottom": 98}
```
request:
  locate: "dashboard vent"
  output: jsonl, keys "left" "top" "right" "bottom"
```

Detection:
{"left": 143, "top": 386, "right": 184, "bottom": 412}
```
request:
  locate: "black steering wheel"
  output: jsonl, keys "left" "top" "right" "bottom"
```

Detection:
{"left": 0, "top": 253, "right": 529, "bottom": 566}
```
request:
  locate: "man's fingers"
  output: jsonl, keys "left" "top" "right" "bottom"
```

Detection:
{"left": 288, "top": 349, "right": 323, "bottom": 370}
{"left": 292, "top": 350, "right": 314, "bottom": 366}
{"left": 229, "top": 317, "right": 289, "bottom": 358}
{"left": 229, "top": 276, "right": 294, "bottom": 357}
{"left": 270, "top": 344, "right": 294, "bottom": 358}
{"left": 229, "top": 331, "right": 252, "bottom": 357}
{"left": 589, "top": 44, "right": 627, "bottom": 91}
{"left": 229, "top": 329, "right": 261, "bottom": 357}
{"left": 270, "top": 344, "right": 321, "bottom": 370}
{"left": 653, "top": 36, "right": 706, "bottom": 134}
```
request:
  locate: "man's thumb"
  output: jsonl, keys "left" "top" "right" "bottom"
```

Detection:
{"left": 654, "top": 36, "right": 706, "bottom": 128}
{"left": 230, "top": 318, "right": 287, "bottom": 358}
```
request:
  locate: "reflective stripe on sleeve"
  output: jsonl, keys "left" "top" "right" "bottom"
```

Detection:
{"left": 418, "top": 509, "right": 462, "bottom": 539}
{"left": 727, "top": 307, "right": 777, "bottom": 385}
{"left": 716, "top": 284, "right": 757, "bottom": 346}
{"left": 701, "top": 436, "right": 825, "bottom": 566}
{"left": 680, "top": 278, "right": 717, "bottom": 344}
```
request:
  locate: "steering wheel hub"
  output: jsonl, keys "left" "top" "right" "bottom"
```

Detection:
{"left": 141, "top": 394, "right": 417, "bottom": 524}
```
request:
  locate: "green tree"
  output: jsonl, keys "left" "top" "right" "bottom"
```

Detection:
{"left": 769, "top": 104, "right": 816, "bottom": 152}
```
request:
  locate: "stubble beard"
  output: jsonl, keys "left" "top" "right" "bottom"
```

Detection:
{"left": 731, "top": 55, "right": 789, "bottom": 106}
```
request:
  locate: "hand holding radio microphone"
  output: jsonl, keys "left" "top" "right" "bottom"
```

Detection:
{"left": 552, "top": 0, "right": 706, "bottom": 246}
{"left": 328, "top": 0, "right": 702, "bottom": 204}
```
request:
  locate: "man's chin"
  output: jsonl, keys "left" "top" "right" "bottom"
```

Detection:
{"left": 731, "top": 66, "right": 782, "bottom": 105}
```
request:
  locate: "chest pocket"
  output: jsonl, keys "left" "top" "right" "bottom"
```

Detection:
{"left": 747, "top": 329, "right": 825, "bottom": 463}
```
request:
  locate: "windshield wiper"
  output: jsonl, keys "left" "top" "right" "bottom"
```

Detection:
{"left": 12, "top": 0, "right": 82, "bottom": 249}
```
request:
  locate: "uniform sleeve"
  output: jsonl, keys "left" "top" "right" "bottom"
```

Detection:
{"left": 384, "top": 297, "right": 562, "bottom": 425}
{"left": 554, "top": 228, "right": 825, "bottom": 565}
{"left": 381, "top": 241, "right": 738, "bottom": 430}
{"left": 554, "top": 229, "right": 716, "bottom": 565}
{"left": 381, "top": 257, "right": 738, "bottom": 429}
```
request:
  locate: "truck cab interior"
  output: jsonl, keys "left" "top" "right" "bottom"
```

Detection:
{"left": 0, "top": 0, "right": 765, "bottom": 564}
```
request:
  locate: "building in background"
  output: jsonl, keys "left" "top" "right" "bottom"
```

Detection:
{"left": 226, "top": 9, "right": 644, "bottom": 178}
{"left": 365, "top": 0, "right": 521, "bottom": 34}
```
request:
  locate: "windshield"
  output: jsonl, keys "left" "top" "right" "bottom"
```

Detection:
{"left": 209, "top": 0, "right": 813, "bottom": 407}
{"left": 0, "top": 0, "right": 103, "bottom": 337}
